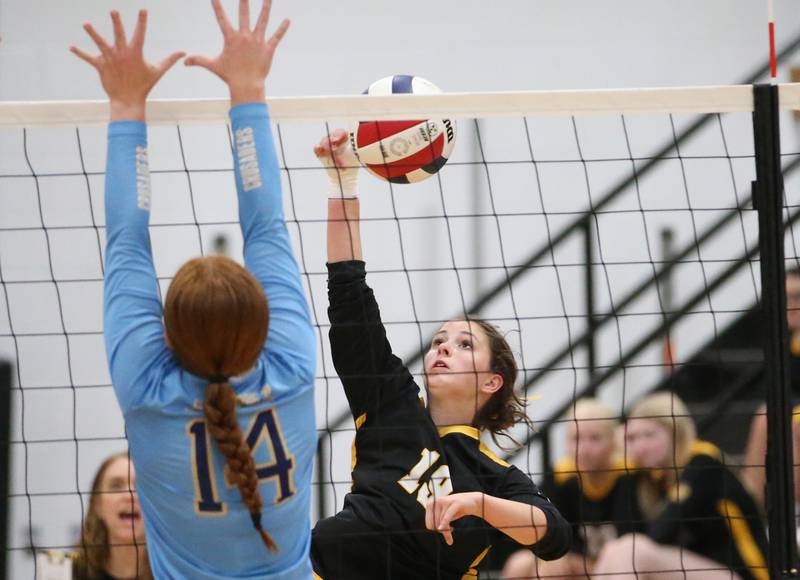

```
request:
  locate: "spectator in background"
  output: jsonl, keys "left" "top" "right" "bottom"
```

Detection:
{"left": 71, "top": 452, "right": 149, "bottom": 580}
{"left": 741, "top": 267, "right": 800, "bottom": 510}
{"left": 502, "top": 398, "right": 640, "bottom": 579}
{"left": 593, "top": 392, "right": 768, "bottom": 580}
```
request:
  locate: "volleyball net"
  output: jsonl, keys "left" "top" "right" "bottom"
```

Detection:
{"left": 2, "top": 83, "right": 800, "bottom": 578}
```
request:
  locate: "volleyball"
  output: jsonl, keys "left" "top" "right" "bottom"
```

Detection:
{"left": 349, "top": 75, "right": 457, "bottom": 184}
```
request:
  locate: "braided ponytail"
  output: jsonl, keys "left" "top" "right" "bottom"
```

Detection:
{"left": 203, "top": 381, "right": 277, "bottom": 552}
{"left": 163, "top": 256, "right": 273, "bottom": 551}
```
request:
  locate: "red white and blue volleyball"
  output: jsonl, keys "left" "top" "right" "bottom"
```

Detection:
{"left": 350, "top": 75, "right": 457, "bottom": 184}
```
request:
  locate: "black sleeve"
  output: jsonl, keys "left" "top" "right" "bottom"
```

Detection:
{"left": 327, "top": 260, "right": 417, "bottom": 418}
{"left": 647, "top": 457, "right": 719, "bottom": 545}
{"left": 496, "top": 467, "right": 572, "bottom": 560}
{"left": 540, "top": 476, "right": 584, "bottom": 555}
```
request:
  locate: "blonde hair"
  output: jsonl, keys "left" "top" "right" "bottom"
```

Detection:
{"left": 567, "top": 398, "right": 619, "bottom": 436}
{"left": 627, "top": 391, "right": 697, "bottom": 467}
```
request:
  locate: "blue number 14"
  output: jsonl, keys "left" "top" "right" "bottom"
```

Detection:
{"left": 187, "top": 408, "right": 296, "bottom": 515}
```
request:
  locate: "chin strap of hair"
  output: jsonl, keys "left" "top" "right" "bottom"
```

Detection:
{"left": 204, "top": 379, "right": 279, "bottom": 553}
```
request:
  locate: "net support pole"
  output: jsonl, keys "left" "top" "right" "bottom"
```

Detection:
{"left": 583, "top": 220, "right": 597, "bottom": 381}
{"left": 0, "top": 361, "right": 12, "bottom": 580}
{"left": 752, "top": 82, "right": 799, "bottom": 578}
{"left": 316, "top": 438, "right": 327, "bottom": 520}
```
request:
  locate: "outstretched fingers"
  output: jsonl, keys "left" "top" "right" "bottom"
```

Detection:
{"left": 238, "top": 0, "right": 251, "bottom": 32}
{"left": 265, "top": 18, "right": 290, "bottom": 51}
{"left": 184, "top": 54, "right": 216, "bottom": 72}
{"left": 69, "top": 45, "right": 99, "bottom": 68}
{"left": 253, "top": 0, "right": 272, "bottom": 37}
{"left": 211, "top": 0, "right": 235, "bottom": 38}
{"left": 110, "top": 10, "right": 127, "bottom": 48}
{"left": 83, "top": 22, "right": 112, "bottom": 57}
{"left": 130, "top": 10, "right": 148, "bottom": 50}
{"left": 157, "top": 51, "right": 187, "bottom": 77}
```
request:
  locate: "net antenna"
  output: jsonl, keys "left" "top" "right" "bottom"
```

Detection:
{"left": 768, "top": 0, "right": 777, "bottom": 85}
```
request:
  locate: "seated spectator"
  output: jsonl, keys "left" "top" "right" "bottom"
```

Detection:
{"left": 593, "top": 392, "right": 768, "bottom": 580}
{"left": 502, "top": 398, "right": 641, "bottom": 579}
{"left": 72, "top": 452, "right": 150, "bottom": 580}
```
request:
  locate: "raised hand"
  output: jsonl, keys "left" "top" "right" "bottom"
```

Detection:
{"left": 314, "top": 129, "right": 360, "bottom": 200}
{"left": 70, "top": 10, "right": 185, "bottom": 121}
{"left": 185, "top": 0, "right": 290, "bottom": 105}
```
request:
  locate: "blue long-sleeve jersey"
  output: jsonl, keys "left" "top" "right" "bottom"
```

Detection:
{"left": 103, "top": 103, "right": 316, "bottom": 580}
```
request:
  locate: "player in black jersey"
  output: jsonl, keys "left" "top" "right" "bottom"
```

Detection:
{"left": 310, "top": 130, "right": 571, "bottom": 580}
{"left": 593, "top": 392, "right": 768, "bottom": 580}
{"left": 503, "top": 398, "right": 642, "bottom": 579}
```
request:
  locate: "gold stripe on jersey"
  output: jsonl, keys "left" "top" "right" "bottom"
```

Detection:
{"left": 791, "top": 335, "right": 800, "bottom": 356}
{"left": 688, "top": 440, "right": 722, "bottom": 461}
{"left": 438, "top": 426, "right": 511, "bottom": 467}
{"left": 438, "top": 425, "right": 481, "bottom": 439}
{"left": 461, "top": 545, "right": 491, "bottom": 579}
{"left": 717, "top": 499, "right": 768, "bottom": 580}
{"left": 553, "top": 457, "right": 627, "bottom": 502}
{"left": 313, "top": 572, "right": 324, "bottom": 580}
{"left": 351, "top": 413, "right": 368, "bottom": 475}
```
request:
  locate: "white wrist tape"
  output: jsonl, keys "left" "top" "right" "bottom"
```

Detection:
{"left": 322, "top": 140, "right": 360, "bottom": 199}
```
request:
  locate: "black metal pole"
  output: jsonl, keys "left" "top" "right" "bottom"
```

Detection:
{"left": 660, "top": 227, "right": 676, "bottom": 371}
{"left": 752, "top": 82, "right": 798, "bottom": 579}
{"left": 0, "top": 361, "right": 12, "bottom": 580}
{"left": 583, "top": 220, "right": 596, "bottom": 381}
{"left": 316, "top": 438, "right": 327, "bottom": 520}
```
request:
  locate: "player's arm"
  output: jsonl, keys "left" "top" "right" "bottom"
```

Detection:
{"left": 315, "top": 129, "right": 363, "bottom": 263}
{"left": 186, "top": 0, "right": 315, "bottom": 380}
{"left": 426, "top": 491, "right": 570, "bottom": 557}
{"left": 71, "top": 10, "right": 183, "bottom": 407}
{"left": 426, "top": 492, "right": 549, "bottom": 546}
{"left": 425, "top": 467, "right": 571, "bottom": 557}
{"left": 315, "top": 132, "right": 413, "bottom": 413}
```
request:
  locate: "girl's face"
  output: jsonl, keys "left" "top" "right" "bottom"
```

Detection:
{"left": 624, "top": 418, "right": 674, "bottom": 470}
{"left": 567, "top": 419, "right": 615, "bottom": 473}
{"left": 424, "top": 320, "right": 499, "bottom": 407}
{"left": 94, "top": 457, "right": 145, "bottom": 545}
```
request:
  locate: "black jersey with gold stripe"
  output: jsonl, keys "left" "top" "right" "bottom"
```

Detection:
{"left": 311, "top": 261, "right": 570, "bottom": 580}
{"left": 543, "top": 457, "right": 643, "bottom": 560}
{"left": 645, "top": 441, "right": 768, "bottom": 580}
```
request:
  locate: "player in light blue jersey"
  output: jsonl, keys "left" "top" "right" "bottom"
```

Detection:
{"left": 71, "top": 2, "right": 316, "bottom": 578}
